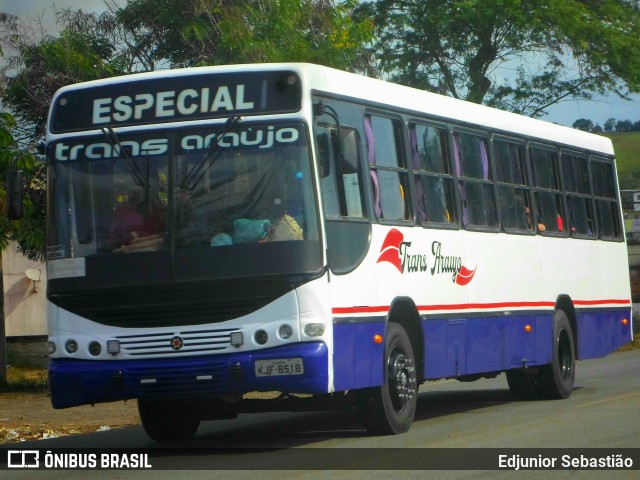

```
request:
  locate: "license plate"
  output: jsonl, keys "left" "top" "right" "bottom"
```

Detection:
{"left": 255, "top": 358, "right": 304, "bottom": 377}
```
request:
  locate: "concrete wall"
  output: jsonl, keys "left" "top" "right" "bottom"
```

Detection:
{"left": 2, "top": 241, "right": 47, "bottom": 337}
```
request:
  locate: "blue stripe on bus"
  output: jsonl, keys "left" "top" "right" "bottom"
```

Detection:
{"left": 332, "top": 307, "right": 631, "bottom": 389}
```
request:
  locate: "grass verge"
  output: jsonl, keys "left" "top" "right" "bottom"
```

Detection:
{"left": 0, "top": 366, "right": 48, "bottom": 392}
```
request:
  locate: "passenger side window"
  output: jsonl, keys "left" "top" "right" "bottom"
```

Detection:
{"left": 453, "top": 131, "right": 497, "bottom": 228}
{"left": 562, "top": 152, "right": 595, "bottom": 237}
{"left": 494, "top": 139, "right": 532, "bottom": 232}
{"left": 530, "top": 146, "right": 565, "bottom": 234}
{"left": 591, "top": 158, "right": 622, "bottom": 239}
{"left": 409, "top": 123, "right": 456, "bottom": 225}
{"left": 365, "top": 115, "right": 410, "bottom": 222}
{"left": 316, "top": 125, "right": 365, "bottom": 219}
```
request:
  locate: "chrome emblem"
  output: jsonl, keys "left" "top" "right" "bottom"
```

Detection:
{"left": 170, "top": 336, "right": 184, "bottom": 351}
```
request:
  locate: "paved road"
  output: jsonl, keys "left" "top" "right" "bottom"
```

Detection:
{"left": 3, "top": 349, "right": 640, "bottom": 479}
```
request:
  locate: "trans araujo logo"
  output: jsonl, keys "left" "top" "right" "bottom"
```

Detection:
{"left": 376, "top": 228, "right": 477, "bottom": 285}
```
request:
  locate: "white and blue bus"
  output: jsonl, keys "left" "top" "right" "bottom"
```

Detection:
{"left": 40, "top": 63, "right": 632, "bottom": 440}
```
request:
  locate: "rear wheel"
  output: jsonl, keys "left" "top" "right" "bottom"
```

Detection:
{"left": 360, "top": 323, "right": 418, "bottom": 435}
{"left": 138, "top": 398, "right": 201, "bottom": 442}
{"left": 538, "top": 310, "right": 575, "bottom": 399}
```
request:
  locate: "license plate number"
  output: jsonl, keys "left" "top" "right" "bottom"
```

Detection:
{"left": 255, "top": 358, "right": 304, "bottom": 377}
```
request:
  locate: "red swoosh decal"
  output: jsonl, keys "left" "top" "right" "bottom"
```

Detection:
{"left": 455, "top": 265, "right": 476, "bottom": 285}
{"left": 376, "top": 228, "right": 404, "bottom": 273}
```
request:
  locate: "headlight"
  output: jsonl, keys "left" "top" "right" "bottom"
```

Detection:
{"left": 304, "top": 323, "right": 325, "bottom": 337}
{"left": 278, "top": 324, "right": 293, "bottom": 340}
{"left": 89, "top": 341, "right": 102, "bottom": 356}
{"left": 254, "top": 330, "right": 268, "bottom": 345}
{"left": 65, "top": 339, "right": 78, "bottom": 353}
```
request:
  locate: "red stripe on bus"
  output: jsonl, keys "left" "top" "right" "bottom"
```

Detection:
{"left": 332, "top": 299, "right": 631, "bottom": 315}
{"left": 572, "top": 299, "right": 631, "bottom": 306}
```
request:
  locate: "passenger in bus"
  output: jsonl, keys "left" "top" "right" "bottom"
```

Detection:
{"left": 109, "top": 191, "right": 164, "bottom": 248}
{"left": 525, "top": 206, "right": 546, "bottom": 232}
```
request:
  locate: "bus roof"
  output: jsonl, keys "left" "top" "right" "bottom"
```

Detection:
{"left": 293, "top": 63, "right": 614, "bottom": 156}
{"left": 50, "top": 62, "right": 614, "bottom": 156}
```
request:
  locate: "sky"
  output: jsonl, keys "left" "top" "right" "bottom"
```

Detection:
{"left": 3, "top": 0, "right": 640, "bottom": 129}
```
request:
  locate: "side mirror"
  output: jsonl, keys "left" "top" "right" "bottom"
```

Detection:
{"left": 6, "top": 168, "right": 24, "bottom": 220}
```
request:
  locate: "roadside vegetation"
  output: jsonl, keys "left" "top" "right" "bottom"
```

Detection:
{"left": 605, "top": 131, "right": 640, "bottom": 189}
{"left": 0, "top": 351, "right": 48, "bottom": 392}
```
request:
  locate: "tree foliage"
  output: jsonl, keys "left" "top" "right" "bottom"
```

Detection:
{"left": 0, "top": 112, "right": 44, "bottom": 261}
{"left": 0, "top": 9, "right": 127, "bottom": 260}
{"left": 0, "top": 10, "right": 128, "bottom": 143}
{"left": 362, "top": 0, "right": 640, "bottom": 117}
{"left": 115, "top": 0, "right": 373, "bottom": 71}
{"left": 217, "top": 0, "right": 373, "bottom": 71}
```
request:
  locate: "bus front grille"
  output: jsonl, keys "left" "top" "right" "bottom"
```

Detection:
{"left": 115, "top": 328, "right": 240, "bottom": 356}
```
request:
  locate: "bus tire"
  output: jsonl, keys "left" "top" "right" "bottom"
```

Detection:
{"left": 537, "top": 310, "right": 576, "bottom": 399}
{"left": 506, "top": 369, "right": 540, "bottom": 400}
{"left": 138, "top": 398, "right": 201, "bottom": 442}
{"left": 360, "top": 323, "right": 418, "bottom": 435}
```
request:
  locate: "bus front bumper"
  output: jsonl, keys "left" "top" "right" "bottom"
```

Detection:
{"left": 49, "top": 342, "right": 328, "bottom": 409}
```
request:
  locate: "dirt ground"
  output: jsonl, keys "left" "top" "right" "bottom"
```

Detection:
{"left": 0, "top": 391, "right": 140, "bottom": 443}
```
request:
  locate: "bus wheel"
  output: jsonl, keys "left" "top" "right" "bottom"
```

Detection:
{"left": 537, "top": 310, "right": 576, "bottom": 399}
{"left": 360, "top": 323, "right": 418, "bottom": 435}
{"left": 138, "top": 398, "right": 201, "bottom": 442}
{"left": 506, "top": 369, "right": 540, "bottom": 400}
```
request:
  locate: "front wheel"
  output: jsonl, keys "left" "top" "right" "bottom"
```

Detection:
{"left": 360, "top": 323, "right": 418, "bottom": 435}
{"left": 138, "top": 398, "right": 201, "bottom": 442}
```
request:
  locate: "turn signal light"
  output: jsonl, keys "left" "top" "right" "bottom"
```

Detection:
{"left": 622, "top": 318, "right": 629, "bottom": 326}
{"left": 373, "top": 334, "right": 383, "bottom": 344}
{"left": 524, "top": 324, "right": 532, "bottom": 333}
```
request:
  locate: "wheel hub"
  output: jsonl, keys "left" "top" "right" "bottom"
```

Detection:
{"left": 389, "top": 351, "right": 416, "bottom": 411}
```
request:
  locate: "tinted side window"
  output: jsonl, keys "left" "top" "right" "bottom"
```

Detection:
{"left": 365, "top": 115, "right": 410, "bottom": 222}
{"left": 454, "top": 131, "right": 497, "bottom": 229}
{"left": 591, "top": 158, "right": 622, "bottom": 240}
{"left": 530, "top": 146, "right": 565, "bottom": 234}
{"left": 494, "top": 139, "right": 532, "bottom": 232}
{"left": 317, "top": 125, "right": 365, "bottom": 219}
{"left": 410, "top": 123, "right": 456, "bottom": 226}
{"left": 561, "top": 152, "right": 595, "bottom": 237}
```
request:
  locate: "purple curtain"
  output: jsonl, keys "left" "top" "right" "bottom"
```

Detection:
{"left": 364, "top": 116, "right": 381, "bottom": 217}
{"left": 479, "top": 138, "right": 489, "bottom": 180}
{"left": 453, "top": 135, "right": 468, "bottom": 225}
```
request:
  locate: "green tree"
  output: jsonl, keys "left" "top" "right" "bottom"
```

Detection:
{"left": 604, "top": 118, "right": 616, "bottom": 132}
{"left": 218, "top": 0, "right": 373, "bottom": 71}
{"left": 572, "top": 118, "right": 594, "bottom": 131}
{"left": 1, "top": 11, "right": 127, "bottom": 144}
{"left": 363, "top": 0, "right": 640, "bottom": 117}
{"left": 616, "top": 119, "right": 634, "bottom": 132}
{"left": 116, "top": 0, "right": 374, "bottom": 71}
{"left": 0, "top": 112, "right": 43, "bottom": 261}
{"left": 0, "top": 10, "right": 127, "bottom": 261}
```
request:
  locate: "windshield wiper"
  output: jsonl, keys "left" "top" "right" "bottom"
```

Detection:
{"left": 101, "top": 126, "right": 147, "bottom": 188}
{"left": 180, "top": 114, "right": 242, "bottom": 190}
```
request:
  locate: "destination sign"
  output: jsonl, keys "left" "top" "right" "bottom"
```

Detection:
{"left": 50, "top": 70, "right": 302, "bottom": 133}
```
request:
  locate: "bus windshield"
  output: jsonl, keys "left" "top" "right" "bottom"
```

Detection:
{"left": 47, "top": 121, "right": 321, "bottom": 282}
